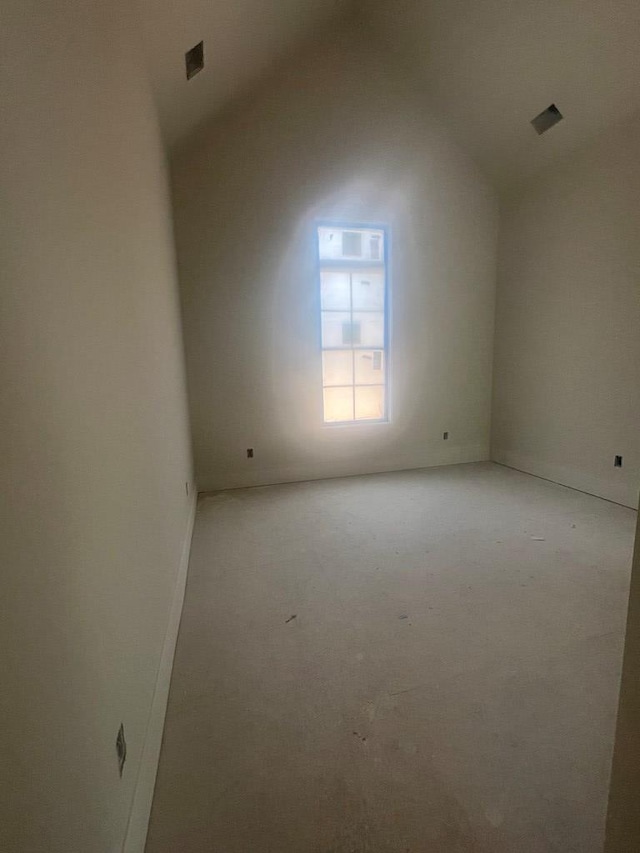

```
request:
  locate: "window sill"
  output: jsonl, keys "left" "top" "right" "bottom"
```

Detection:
{"left": 323, "top": 418, "right": 390, "bottom": 428}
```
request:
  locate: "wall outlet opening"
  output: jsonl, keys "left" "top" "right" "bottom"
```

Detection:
{"left": 247, "top": 448, "right": 254, "bottom": 459}
{"left": 614, "top": 455, "right": 623, "bottom": 468}
{"left": 443, "top": 431, "right": 449, "bottom": 440}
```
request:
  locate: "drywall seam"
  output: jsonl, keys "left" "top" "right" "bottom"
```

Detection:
{"left": 121, "top": 491, "right": 197, "bottom": 853}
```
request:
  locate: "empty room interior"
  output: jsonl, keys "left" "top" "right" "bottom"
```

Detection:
{"left": 3, "top": 0, "right": 640, "bottom": 851}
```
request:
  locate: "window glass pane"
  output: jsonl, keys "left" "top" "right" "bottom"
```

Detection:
{"left": 354, "top": 350, "right": 385, "bottom": 385}
{"left": 321, "top": 312, "right": 351, "bottom": 348}
{"left": 355, "top": 385, "right": 385, "bottom": 420}
{"left": 324, "top": 386, "right": 353, "bottom": 422}
{"left": 343, "top": 320, "right": 361, "bottom": 346}
{"left": 342, "top": 231, "right": 362, "bottom": 257}
{"left": 318, "top": 227, "right": 345, "bottom": 261}
{"left": 318, "top": 224, "right": 386, "bottom": 426}
{"left": 320, "top": 270, "right": 351, "bottom": 310}
{"left": 322, "top": 350, "right": 353, "bottom": 387}
{"left": 367, "top": 232, "right": 384, "bottom": 261}
{"left": 352, "top": 271, "right": 384, "bottom": 311}
{"left": 354, "top": 312, "right": 384, "bottom": 347}
{"left": 318, "top": 227, "right": 385, "bottom": 262}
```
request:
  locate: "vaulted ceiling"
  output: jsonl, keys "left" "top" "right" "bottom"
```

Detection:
{"left": 139, "top": 0, "right": 640, "bottom": 195}
{"left": 367, "top": 0, "right": 640, "bottom": 195}
{"left": 138, "top": 0, "right": 351, "bottom": 150}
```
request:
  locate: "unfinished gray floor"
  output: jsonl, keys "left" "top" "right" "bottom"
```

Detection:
{"left": 146, "top": 462, "right": 636, "bottom": 853}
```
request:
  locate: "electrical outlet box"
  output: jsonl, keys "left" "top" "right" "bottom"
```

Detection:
{"left": 247, "top": 448, "right": 254, "bottom": 459}
{"left": 443, "top": 431, "right": 449, "bottom": 440}
{"left": 614, "top": 455, "right": 623, "bottom": 468}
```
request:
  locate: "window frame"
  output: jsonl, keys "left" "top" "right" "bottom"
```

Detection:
{"left": 315, "top": 221, "right": 391, "bottom": 426}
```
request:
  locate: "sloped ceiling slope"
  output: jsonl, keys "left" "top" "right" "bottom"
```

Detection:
{"left": 364, "top": 0, "right": 640, "bottom": 195}
{"left": 140, "top": 0, "right": 640, "bottom": 194}
{"left": 139, "top": 0, "right": 350, "bottom": 149}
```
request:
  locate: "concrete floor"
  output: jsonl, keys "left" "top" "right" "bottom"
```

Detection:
{"left": 146, "top": 462, "right": 636, "bottom": 853}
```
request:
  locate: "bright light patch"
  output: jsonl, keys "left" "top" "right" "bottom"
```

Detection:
{"left": 317, "top": 225, "right": 388, "bottom": 423}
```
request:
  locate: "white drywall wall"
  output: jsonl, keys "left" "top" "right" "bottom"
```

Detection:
{"left": 172, "top": 27, "right": 498, "bottom": 491}
{"left": 0, "top": 1, "right": 193, "bottom": 850}
{"left": 606, "top": 505, "right": 640, "bottom": 851}
{"left": 492, "top": 114, "right": 640, "bottom": 508}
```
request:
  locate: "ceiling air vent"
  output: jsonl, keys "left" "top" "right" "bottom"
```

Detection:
{"left": 185, "top": 41, "right": 204, "bottom": 80}
{"left": 531, "top": 104, "right": 563, "bottom": 135}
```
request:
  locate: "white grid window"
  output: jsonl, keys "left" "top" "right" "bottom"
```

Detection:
{"left": 317, "top": 225, "right": 388, "bottom": 423}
